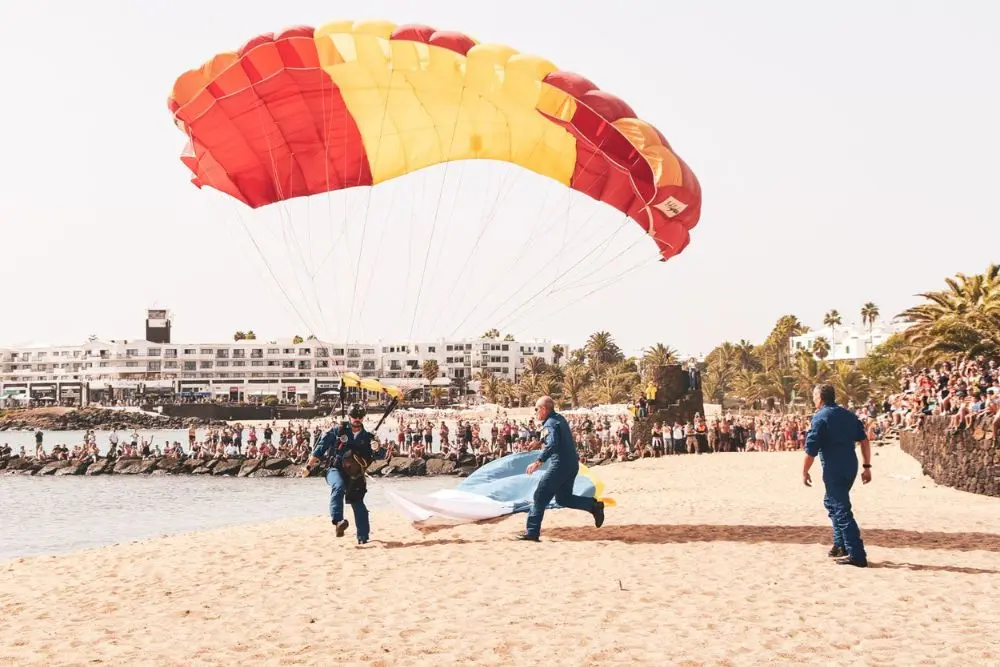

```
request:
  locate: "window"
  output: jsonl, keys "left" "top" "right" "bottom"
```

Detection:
{"left": 183, "top": 349, "right": 196, "bottom": 355}
{"left": 199, "top": 361, "right": 214, "bottom": 369}
{"left": 164, "top": 349, "right": 177, "bottom": 358}
{"left": 216, "top": 349, "right": 229, "bottom": 359}
{"left": 183, "top": 361, "right": 196, "bottom": 370}
{"left": 251, "top": 349, "right": 263, "bottom": 358}
{"left": 232, "top": 349, "right": 245, "bottom": 359}
{"left": 200, "top": 348, "right": 213, "bottom": 355}
{"left": 148, "top": 361, "right": 161, "bottom": 371}
{"left": 126, "top": 349, "right": 138, "bottom": 358}
{"left": 428, "top": 346, "right": 436, "bottom": 353}
{"left": 267, "top": 348, "right": 280, "bottom": 355}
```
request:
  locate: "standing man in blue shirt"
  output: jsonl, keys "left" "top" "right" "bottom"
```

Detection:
{"left": 303, "top": 404, "right": 378, "bottom": 544}
{"left": 803, "top": 384, "right": 873, "bottom": 567}
{"left": 518, "top": 395, "right": 605, "bottom": 541}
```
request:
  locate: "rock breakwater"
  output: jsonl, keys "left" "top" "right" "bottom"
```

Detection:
{"left": 0, "top": 408, "right": 224, "bottom": 432}
{"left": 0, "top": 453, "right": 494, "bottom": 478}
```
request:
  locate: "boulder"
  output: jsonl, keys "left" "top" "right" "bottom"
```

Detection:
{"left": 248, "top": 467, "right": 283, "bottom": 478}
{"left": 455, "top": 466, "right": 477, "bottom": 477}
{"left": 55, "top": 461, "right": 90, "bottom": 476}
{"left": 238, "top": 459, "right": 262, "bottom": 477}
{"left": 156, "top": 457, "right": 185, "bottom": 474}
{"left": 262, "top": 457, "right": 292, "bottom": 471}
{"left": 38, "top": 460, "right": 71, "bottom": 475}
{"left": 113, "top": 458, "right": 158, "bottom": 475}
{"left": 366, "top": 459, "right": 389, "bottom": 476}
{"left": 281, "top": 464, "right": 308, "bottom": 478}
{"left": 85, "top": 459, "right": 111, "bottom": 476}
{"left": 211, "top": 459, "right": 242, "bottom": 476}
{"left": 425, "top": 458, "right": 456, "bottom": 476}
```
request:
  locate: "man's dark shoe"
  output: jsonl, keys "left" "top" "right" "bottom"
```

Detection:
{"left": 828, "top": 545, "right": 847, "bottom": 558}
{"left": 836, "top": 555, "right": 869, "bottom": 568}
{"left": 334, "top": 519, "right": 350, "bottom": 537}
{"left": 593, "top": 501, "right": 605, "bottom": 528}
{"left": 357, "top": 537, "right": 368, "bottom": 545}
{"left": 515, "top": 533, "right": 540, "bottom": 542}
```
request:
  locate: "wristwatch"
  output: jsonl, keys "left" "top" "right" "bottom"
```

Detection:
{"left": 862, "top": 464, "right": 872, "bottom": 469}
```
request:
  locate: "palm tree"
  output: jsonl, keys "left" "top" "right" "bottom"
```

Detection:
{"left": 831, "top": 361, "right": 870, "bottom": 406}
{"left": 561, "top": 365, "right": 591, "bottom": 407}
{"left": 421, "top": 359, "right": 440, "bottom": 403}
{"left": 429, "top": 386, "right": 446, "bottom": 408}
{"left": 503, "top": 334, "right": 515, "bottom": 341}
{"left": 584, "top": 331, "right": 624, "bottom": 375}
{"left": 861, "top": 302, "right": 879, "bottom": 333}
{"left": 897, "top": 264, "right": 1000, "bottom": 363}
{"left": 482, "top": 328, "right": 500, "bottom": 339}
{"left": 476, "top": 370, "right": 502, "bottom": 404}
{"left": 812, "top": 336, "right": 831, "bottom": 360}
{"left": 233, "top": 331, "right": 246, "bottom": 341}
{"left": 823, "top": 310, "right": 842, "bottom": 348}
{"left": 762, "top": 315, "right": 808, "bottom": 370}
{"left": 524, "top": 356, "right": 549, "bottom": 376}
{"left": 640, "top": 343, "right": 679, "bottom": 377}
{"left": 245, "top": 330, "right": 257, "bottom": 340}
{"left": 551, "top": 344, "right": 565, "bottom": 366}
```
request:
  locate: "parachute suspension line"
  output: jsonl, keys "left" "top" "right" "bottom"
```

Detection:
{"left": 406, "top": 89, "right": 469, "bottom": 342}
{"left": 189, "top": 136, "right": 319, "bottom": 339}
{"left": 391, "top": 179, "right": 422, "bottom": 337}
{"left": 503, "top": 230, "right": 653, "bottom": 330}
{"left": 443, "top": 180, "right": 564, "bottom": 338}
{"left": 487, "top": 213, "right": 632, "bottom": 335}
{"left": 438, "top": 136, "right": 551, "bottom": 337}
{"left": 253, "top": 104, "right": 328, "bottom": 335}
{"left": 510, "top": 255, "right": 657, "bottom": 338}
{"left": 443, "top": 137, "right": 611, "bottom": 338}
{"left": 345, "top": 67, "right": 398, "bottom": 346}
{"left": 411, "top": 158, "right": 468, "bottom": 337}
{"left": 356, "top": 178, "right": 401, "bottom": 340}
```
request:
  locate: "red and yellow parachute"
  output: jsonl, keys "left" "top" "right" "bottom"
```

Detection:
{"left": 168, "top": 19, "right": 701, "bottom": 262}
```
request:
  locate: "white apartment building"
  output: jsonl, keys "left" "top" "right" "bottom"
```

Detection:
{"left": 0, "top": 310, "right": 556, "bottom": 404}
{"left": 789, "top": 319, "right": 911, "bottom": 362}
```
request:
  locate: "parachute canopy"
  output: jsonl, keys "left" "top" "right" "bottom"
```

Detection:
{"left": 168, "top": 19, "right": 702, "bottom": 262}
{"left": 384, "top": 451, "right": 616, "bottom": 527}
{"left": 341, "top": 371, "right": 404, "bottom": 400}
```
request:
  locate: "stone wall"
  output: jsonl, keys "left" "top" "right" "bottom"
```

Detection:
{"left": 899, "top": 413, "right": 999, "bottom": 498}
{"left": 0, "top": 453, "right": 482, "bottom": 479}
{"left": 156, "top": 404, "right": 328, "bottom": 422}
{"left": 631, "top": 364, "right": 705, "bottom": 448}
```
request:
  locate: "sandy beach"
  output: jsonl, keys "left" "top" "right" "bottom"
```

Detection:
{"left": 3, "top": 443, "right": 999, "bottom": 666}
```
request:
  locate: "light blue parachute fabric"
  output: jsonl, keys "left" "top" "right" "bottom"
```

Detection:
{"left": 384, "top": 452, "right": 612, "bottom": 526}
{"left": 456, "top": 452, "right": 598, "bottom": 514}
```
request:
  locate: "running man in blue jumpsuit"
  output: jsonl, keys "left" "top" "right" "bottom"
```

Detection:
{"left": 803, "top": 384, "right": 873, "bottom": 567}
{"left": 518, "top": 395, "right": 605, "bottom": 541}
{"left": 303, "top": 404, "right": 378, "bottom": 544}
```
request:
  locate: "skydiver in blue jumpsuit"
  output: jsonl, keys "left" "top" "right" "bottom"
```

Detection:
{"left": 803, "top": 384, "right": 873, "bottom": 567}
{"left": 517, "top": 395, "right": 605, "bottom": 541}
{"left": 304, "top": 404, "right": 379, "bottom": 544}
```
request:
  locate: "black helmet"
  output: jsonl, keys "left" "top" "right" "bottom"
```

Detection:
{"left": 349, "top": 404, "right": 366, "bottom": 419}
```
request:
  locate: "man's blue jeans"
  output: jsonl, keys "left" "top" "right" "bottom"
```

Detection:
{"left": 326, "top": 468, "right": 370, "bottom": 540}
{"left": 823, "top": 467, "right": 866, "bottom": 560}
{"left": 525, "top": 462, "right": 596, "bottom": 537}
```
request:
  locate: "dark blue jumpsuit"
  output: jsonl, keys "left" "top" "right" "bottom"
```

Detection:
{"left": 805, "top": 404, "right": 868, "bottom": 561}
{"left": 525, "top": 411, "right": 597, "bottom": 538}
{"left": 312, "top": 425, "right": 375, "bottom": 542}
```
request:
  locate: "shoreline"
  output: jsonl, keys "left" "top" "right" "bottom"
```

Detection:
{"left": 3, "top": 443, "right": 998, "bottom": 665}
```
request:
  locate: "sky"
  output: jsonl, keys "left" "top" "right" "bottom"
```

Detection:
{"left": 1, "top": 0, "right": 998, "bottom": 358}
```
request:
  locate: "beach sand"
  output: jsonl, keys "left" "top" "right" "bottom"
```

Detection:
{"left": 3, "top": 443, "right": 999, "bottom": 666}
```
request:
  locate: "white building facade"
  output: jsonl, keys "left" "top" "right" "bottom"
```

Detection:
{"left": 0, "top": 317, "right": 556, "bottom": 404}
{"left": 789, "top": 319, "right": 911, "bottom": 362}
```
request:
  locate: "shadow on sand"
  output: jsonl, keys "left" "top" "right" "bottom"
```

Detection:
{"left": 375, "top": 523, "right": 1000, "bottom": 574}
{"left": 543, "top": 524, "right": 1000, "bottom": 552}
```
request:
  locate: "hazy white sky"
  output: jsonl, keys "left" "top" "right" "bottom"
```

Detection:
{"left": 1, "top": 0, "right": 998, "bottom": 358}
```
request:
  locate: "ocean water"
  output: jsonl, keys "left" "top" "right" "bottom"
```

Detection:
{"left": 0, "top": 474, "right": 455, "bottom": 562}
